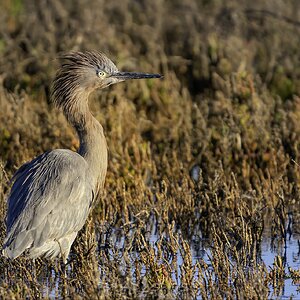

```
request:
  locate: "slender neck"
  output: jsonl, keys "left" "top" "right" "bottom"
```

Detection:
{"left": 63, "top": 92, "right": 108, "bottom": 189}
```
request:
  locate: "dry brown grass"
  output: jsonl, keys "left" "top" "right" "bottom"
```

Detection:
{"left": 0, "top": 0, "right": 300, "bottom": 298}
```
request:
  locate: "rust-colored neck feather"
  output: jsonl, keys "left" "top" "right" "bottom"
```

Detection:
{"left": 50, "top": 53, "right": 109, "bottom": 191}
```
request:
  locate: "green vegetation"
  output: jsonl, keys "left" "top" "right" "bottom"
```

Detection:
{"left": 0, "top": 0, "right": 300, "bottom": 298}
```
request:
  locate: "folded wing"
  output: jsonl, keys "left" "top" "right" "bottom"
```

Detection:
{"left": 3, "top": 149, "right": 93, "bottom": 259}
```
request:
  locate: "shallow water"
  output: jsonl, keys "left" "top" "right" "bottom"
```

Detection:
{"left": 189, "top": 165, "right": 300, "bottom": 298}
{"left": 261, "top": 236, "right": 300, "bottom": 299}
{"left": 40, "top": 216, "right": 300, "bottom": 299}
{"left": 102, "top": 222, "right": 300, "bottom": 298}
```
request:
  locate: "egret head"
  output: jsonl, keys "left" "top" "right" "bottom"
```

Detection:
{"left": 51, "top": 51, "right": 162, "bottom": 110}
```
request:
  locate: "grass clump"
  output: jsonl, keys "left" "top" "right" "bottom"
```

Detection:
{"left": 0, "top": 0, "right": 300, "bottom": 298}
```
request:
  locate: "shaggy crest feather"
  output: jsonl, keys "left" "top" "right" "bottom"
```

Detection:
{"left": 51, "top": 51, "right": 118, "bottom": 114}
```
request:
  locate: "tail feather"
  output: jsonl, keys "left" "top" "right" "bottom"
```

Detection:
{"left": 2, "top": 230, "right": 33, "bottom": 259}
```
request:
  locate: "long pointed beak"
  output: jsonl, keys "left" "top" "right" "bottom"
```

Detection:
{"left": 111, "top": 72, "right": 163, "bottom": 80}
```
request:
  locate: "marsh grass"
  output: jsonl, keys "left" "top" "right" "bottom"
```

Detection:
{"left": 0, "top": 0, "right": 300, "bottom": 298}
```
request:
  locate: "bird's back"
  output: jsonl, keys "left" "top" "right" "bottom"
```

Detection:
{"left": 3, "top": 149, "right": 94, "bottom": 261}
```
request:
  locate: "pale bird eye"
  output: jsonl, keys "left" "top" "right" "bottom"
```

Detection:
{"left": 97, "top": 70, "right": 106, "bottom": 78}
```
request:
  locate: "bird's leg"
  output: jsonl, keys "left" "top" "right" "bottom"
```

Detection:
{"left": 61, "top": 259, "right": 67, "bottom": 277}
{"left": 55, "top": 239, "right": 68, "bottom": 297}
{"left": 59, "top": 259, "right": 68, "bottom": 298}
{"left": 32, "top": 258, "right": 37, "bottom": 281}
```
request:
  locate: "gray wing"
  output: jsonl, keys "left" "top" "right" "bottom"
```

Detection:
{"left": 3, "top": 149, "right": 93, "bottom": 258}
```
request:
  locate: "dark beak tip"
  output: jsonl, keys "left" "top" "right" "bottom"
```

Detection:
{"left": 114, "top": 71, "right": 163, "bottom": 80}
{"left": 147, "top": 73, "right": 163, "bottom": 79}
